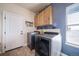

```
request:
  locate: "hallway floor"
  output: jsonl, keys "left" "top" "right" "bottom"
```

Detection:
{"left": 0, "top": 46, "right": 35, "bottom": 56}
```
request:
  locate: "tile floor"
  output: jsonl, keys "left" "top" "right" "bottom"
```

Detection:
{"left": 0, "top": 46, "right": 35, "bottom": 56}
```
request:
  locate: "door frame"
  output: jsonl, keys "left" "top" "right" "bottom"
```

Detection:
{"left": 1, "top": 10, "right": 25, "bottom": 53}
{"left": 0, "top": 10, "right": 6, "bottom": 53}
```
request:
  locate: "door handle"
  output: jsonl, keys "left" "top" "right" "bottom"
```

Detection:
{"left": 20, "top": 32, "right": 23, "bottom": 35}
{"left": 4, "top": 45, "right": 6, "bottom": 49}
{"left": 4, "top": 32, "right": 6, "bottom": 34}
{"left": 20, "top": 31, "right": 23, "bottom": 35}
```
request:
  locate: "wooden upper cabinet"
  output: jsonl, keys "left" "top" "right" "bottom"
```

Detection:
{"left": 45, "top": 6, "right": 53, "bottom": 25}
{"left": 38, "top": 13, "right": 42, "bottom": 26}
{"left": 34, "top": 15, "right": 39, "bottom": 26}
{"left": 34, "top": 15, "right": 37, "bottom": 26}
{"left": 40, "top": 11, "right": 44, "bottom": 26}
{"left": 34, "top": 5, "right": 53, "bottom": 27}
{"left": 44, "top": 7, "right": 49, "bottom": 25}
{"left": 42, "top": 11, "right": 45, "bottom": 26}
{"left": 48, "top": 6, "right": 53, "bottom": 24}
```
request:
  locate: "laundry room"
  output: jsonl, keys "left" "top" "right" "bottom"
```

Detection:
{"left": 0, "top": 3, "right": 79, "bottom": 56}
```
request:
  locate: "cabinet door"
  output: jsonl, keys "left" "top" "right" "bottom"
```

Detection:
{"left": 37, "top": 15, "right": 40, "bottom": 26}
{"left": 34, "top": 15, "right": 38, "bottom": 26}
{"left": 47, "top": 6, "right": 53, "bottom": 24}
{"left": 41, "top": 11, "right": 44, "bottom": 26}
{"left": 44, "top": 7, "right": 50, "bottom": 25}
{"left": 34, "top": 16, "right": 36, "bottom": 26}
{"left": 39, "top": 12, "right": 43, "bottom": 26}
{"left": 43, "top": 8, "right": 47, "bottom": 25}
{"left": 44, "top": 6, "right": 53, "bottom": 25}
{"left": 38, "top": 13, "right": 41, "bottom": 26}
{"left": 34, "top": 15, "right": 39, "bottom": 26}
{"left": 34, "top": 5, "right": 53, "bottom": 26}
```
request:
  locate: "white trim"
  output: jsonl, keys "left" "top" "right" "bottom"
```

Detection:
{"left": 66, "top": 4, "right": 79, "bottom": 11}
{"left": 61, "top": 52, "right": 68, "bottom": 56}
{"left": 65, "top": 42, "right": 79, "bottom": 48}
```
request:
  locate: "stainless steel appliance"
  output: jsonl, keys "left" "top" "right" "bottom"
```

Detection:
{"left": 27, "top": 32, "right": 38, "bottom": 50}
{"left": 27, "top": 32, "right": 36, "bottom": 50}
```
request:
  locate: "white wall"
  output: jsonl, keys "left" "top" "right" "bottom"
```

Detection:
{"left": 0, "top": 3, "right": 36, "bottom": 47}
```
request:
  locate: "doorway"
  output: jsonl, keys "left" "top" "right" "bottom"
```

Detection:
{"left": 2, "top": 11, "right": 25, "bottom": 52}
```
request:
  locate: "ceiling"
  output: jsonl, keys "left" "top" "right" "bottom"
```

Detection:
{"left": 16, "top": 3, "right": 50, "bottom": 13}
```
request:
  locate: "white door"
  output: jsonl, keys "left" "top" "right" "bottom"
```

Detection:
{"left": 3, "top": 11, "right": 24, "bottom": 51}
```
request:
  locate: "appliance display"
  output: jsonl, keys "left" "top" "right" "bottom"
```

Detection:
{"left": 35, "top": 32, "right": 62, "bottom": 56}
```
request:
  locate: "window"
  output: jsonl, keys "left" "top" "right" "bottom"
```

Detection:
{"left": 66, "top": 4, "right": 79, "bottom": 48}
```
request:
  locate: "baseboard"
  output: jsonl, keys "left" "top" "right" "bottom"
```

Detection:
{"left": 23, "top": 43, "right": 27, "bottom": 47}
{"left": 60, "top": 52, "right": 68, "bottom": 56}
